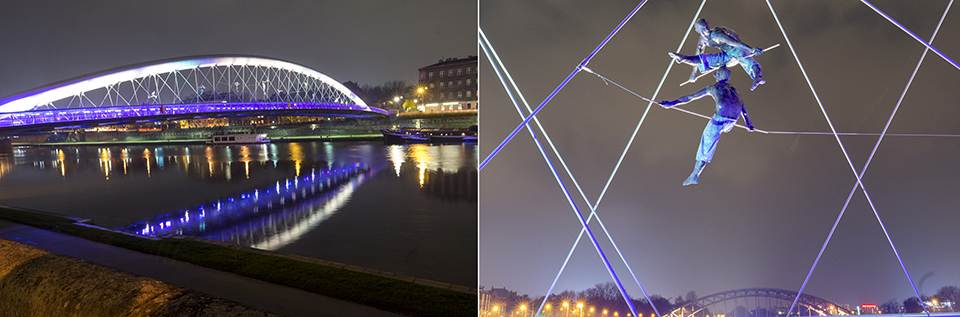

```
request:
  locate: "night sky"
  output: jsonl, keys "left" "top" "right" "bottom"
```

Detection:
{"left": 0, "top": 1, "right": 475, "bottom": 99}
{"left": 480, "top": 0, "right": 960, "bottom": 307}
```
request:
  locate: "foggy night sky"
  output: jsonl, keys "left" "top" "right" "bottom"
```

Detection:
{"left": 480, "top": 0, "right": 960, "bottom": 307}
{"left": 0, "top": 0, "right": 475, "bottom": 99}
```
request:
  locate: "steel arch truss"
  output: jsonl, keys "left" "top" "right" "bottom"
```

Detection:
{"left": 0, "top": 55, "right": 384, "bottom": 125}
{"left": 668, "top": 288, "right": 853, "bottom": 317}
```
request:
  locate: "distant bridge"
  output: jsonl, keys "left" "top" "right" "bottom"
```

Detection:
{"left": 667, "top": 288, "right": 853, "bottom": 317}
{"left": 0, "top": 55, "right": 387, "bottom": 131}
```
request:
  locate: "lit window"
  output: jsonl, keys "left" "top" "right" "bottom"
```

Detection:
{"left": 466, "top": 67, "right": 471, "bottom": 74}
{"left": 458, "top": 80, "right": 463, "bottom": 87}
{"left": 448, "top": 92, "right": 453, "bottom": 99}
{"left": 440, "top": 82, "right": 445, "bottom": 88}
{"left": 457, "top": 68, "right": 463, "bottom": 76}
{"left": 440, "top": 93, "right": 445, "bottom": 100}
{"left": 448, "top": 81, "right": 453, "bottom": 87}
{"left": 466, "top": 79, "right": 472, "bottom": 86}
{"left": 429, "top": 83, "right": 435, "bottom": 88}
{"left": 440, "top": 71, "right": 444, "bottom": 78}
{"left": 429, "top": 72, "right": 434, "bottom": 79}
{"left": 448, "top": 70, "right": 453, "bottom": 76}
{"left": 458, "top": 91, "right": 463, "bottom": 98}
{"left": 466, "top": 91, "right": 471, "bottom": 98}
{"left": 420, "top": 72, "right": 425, "bottom": 80}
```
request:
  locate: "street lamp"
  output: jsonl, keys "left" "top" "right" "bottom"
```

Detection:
{"left": 521, "top": 305, "right": 527, "bottom": 317}
{"left": 564, "top": 302, "right": 570, "bottom": 317}
{"left": 578, "top": 303, "right": 584, "bottom": 317}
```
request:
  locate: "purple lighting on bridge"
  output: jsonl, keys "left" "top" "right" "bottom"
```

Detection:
{"left": 0, "top": 102, "right": 389, "bottom": 128}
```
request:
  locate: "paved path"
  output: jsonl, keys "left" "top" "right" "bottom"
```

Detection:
{"left": 0, "top": 220, "right": 403, "bottom": 317}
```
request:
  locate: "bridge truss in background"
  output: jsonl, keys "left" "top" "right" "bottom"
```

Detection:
{"left": 668, "top": 288, "right": 854, "bottom": 317}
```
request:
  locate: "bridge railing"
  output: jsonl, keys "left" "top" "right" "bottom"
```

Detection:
{"left": 0, "top": 102, "right": 389, "bottom": 128}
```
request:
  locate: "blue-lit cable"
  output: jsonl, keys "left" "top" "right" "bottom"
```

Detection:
{"left": 482, "top": 40, "right": 571, "bottom": 317}
{"left": 480, "top": 31, "right": 583, "bottom": 317}
{"left": 481, "top": 29, "right": 656, "bottom": 317}
{"left": 482, "top": 35, "right": 642, "bottom": 317}
{"left": 481, "top": 38, "right": 640, "bottom": 317}
{"left": 479, "top": 0, "right": 650, "bottom": 171}
{"left": 765, "top": 1, "right": 859, "bottom": 314}
{"left": 482, "top": 32, "right": 622, "bottom": 317}
{"left": 846, "top": 3, "right": 952, "bottom": 316}
{"left": 595, "top": 0, "right": 707, "bottom": 210}
{"left": 859, "top": 0, "right": 960, "bottom": 72}
{"left": 766, "top": 1, "right": 931, "bottom": 316}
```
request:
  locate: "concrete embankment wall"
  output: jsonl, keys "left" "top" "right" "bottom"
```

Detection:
{"left": 0, "top": 239, "right": 278, "bottom": 317}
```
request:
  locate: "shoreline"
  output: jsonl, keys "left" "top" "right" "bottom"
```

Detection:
{"left": 0, "top": 205, "right": 476, "bottom": 317}
{"left": 10, "top": 133, "right": 384, "bottom": 147}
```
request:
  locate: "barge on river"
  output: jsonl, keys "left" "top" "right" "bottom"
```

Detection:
{"left": 207, "top": 133, "right": 270, "bottom": 144}
{"left": 381, "top": 126, "right": 477, "bottom": 144}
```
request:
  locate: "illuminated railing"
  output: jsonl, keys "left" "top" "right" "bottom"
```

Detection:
{"left": 119, "top": 163, "right": 372, "bottom": 242}
{"left": 0, "top": 102, "right": 389, "bottom": 128}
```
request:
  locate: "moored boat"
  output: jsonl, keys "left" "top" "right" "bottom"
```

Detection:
{"left": 381, "top": 126, "right": 476, "bottom": 144}
{"left": 207, "top": 133, "right": 270, "bottom": 144}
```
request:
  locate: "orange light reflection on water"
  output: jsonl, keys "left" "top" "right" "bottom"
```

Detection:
{"left": 289, "top": 143, "right": 304, "bottom": 177}
{"left": 99, "top": 148, "right": 112, "bottom": 180}
{"left": 408, "top": 144, "right": 433, "bottom": 188}
{"left": 57, "top": 149, "right": 66, "bottom": 177}
{"left": 143, "top": 148, "right": 151, "bottom": 177}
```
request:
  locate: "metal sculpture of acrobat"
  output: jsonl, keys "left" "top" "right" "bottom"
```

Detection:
{"left": 660, "top": 66, "right": 754, "bottom": 186}
{"left": 668, "top": 19, "right": 766, "bottom": 91}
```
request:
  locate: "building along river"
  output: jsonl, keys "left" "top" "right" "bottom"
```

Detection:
{"left": 0, "top": 141, "right": 477, "bottom": 288}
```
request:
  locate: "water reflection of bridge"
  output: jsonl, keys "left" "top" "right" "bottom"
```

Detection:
{"left": 120, "top": 164, "right": 374, "bottom": 250}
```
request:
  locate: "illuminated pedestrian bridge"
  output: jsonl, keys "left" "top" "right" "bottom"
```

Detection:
{"left": 0, "top": 55, "right": 387, "bottom": 131}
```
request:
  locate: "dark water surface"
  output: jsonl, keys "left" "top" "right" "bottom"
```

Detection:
{"left": 0, "top": 141, "right": 477, "bottom": 287}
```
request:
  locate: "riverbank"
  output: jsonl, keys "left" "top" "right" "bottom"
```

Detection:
{"left": 0, "top": 206, "right": 476, "bottom": 317}
{"left": 0, "top": 238, "right": 280, "bottom": 316}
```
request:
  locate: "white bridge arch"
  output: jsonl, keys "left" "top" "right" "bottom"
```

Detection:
{"left": 0, "top": 55, "right": 385, "bottom": 129}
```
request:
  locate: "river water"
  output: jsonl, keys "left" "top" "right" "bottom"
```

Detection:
{"left": 0, "top": 141, "right": 477, "bottom": 287}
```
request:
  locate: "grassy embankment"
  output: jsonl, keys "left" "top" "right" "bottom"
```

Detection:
{"left": 0, "top": 207, "right": 475, "bottom": 317}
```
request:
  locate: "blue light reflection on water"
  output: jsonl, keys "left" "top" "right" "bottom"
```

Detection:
{"left": 118, "top": 163, "right": 372, "bottom": 250}
{"left": 0, "top": 141, "right": 477, "bottom": 286}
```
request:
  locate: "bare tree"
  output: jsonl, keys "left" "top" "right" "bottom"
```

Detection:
{"left": 880, "top": 298, "right": 903, "bottom": 314}
{"left": 936, "top": 286, "right": 960, "bottom": 312}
